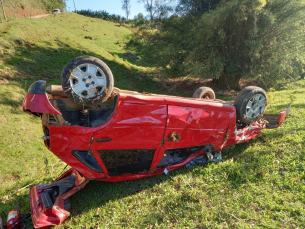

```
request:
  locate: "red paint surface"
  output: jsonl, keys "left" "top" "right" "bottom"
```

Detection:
{"left": 23, "top": 94, "right": 61, "bottom": 115}
{"left": 164, "top": 105, "right": 231, "bottom": 150}
{"left": 91, "top": 102, "right": 167, "bottom": 151}
{"left": 278, "top": 110, "right": 287, "bottom": 127}
{"left": 28, "top": 91, "right": 289, "bottom": 181}
{"left": 30, "top": 169, "right": 87, "bottom": 228}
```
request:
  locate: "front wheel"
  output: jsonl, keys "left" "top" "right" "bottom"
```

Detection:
{"left": 61, "top": 56, "right": 114, "bottom": 106}
{"left": 234, "top": 86, "right": 267, "bottom": 124}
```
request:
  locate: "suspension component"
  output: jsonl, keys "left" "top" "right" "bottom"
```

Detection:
{"left": 80, "top": 109, "right": 89, "bottom": 127}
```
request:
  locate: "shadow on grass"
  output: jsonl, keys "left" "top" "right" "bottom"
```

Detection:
{"left": 68, "top": 135, "right": 287, "bottom": 218}
{"left": 69, "top": 167, "right": 201, "bottom": 218}
{"left": 3, "top": 40, "right": 165, "bottom": 94}
{"left": 269, "top": 103, "right": 305, "bottom": 112}
{"left": 0, "top": 90, "right": 23, "bottom": 108}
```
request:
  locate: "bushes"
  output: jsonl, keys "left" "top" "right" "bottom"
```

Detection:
{"left": 131, "top": 0, "right": 305, "bottom": 89}
{"left": 76, "top": 9, "right": 126, "bottom": 23}
{"left": 41, "top": 0, "right": 66, "bottom": 12}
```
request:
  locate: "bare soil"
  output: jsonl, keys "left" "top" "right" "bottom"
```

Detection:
{"left": 5, "top": 9, "right": 47, "bottom": 18}
{"left": 162, "top": 77, "right": 239, "bottom": 98}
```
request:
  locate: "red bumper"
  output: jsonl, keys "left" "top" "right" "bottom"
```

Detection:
{"left": 30, "top": 169, "right": 88, "bottom": 228}
{"left": 23, "top": 80, "right": 61, "bottom": 115}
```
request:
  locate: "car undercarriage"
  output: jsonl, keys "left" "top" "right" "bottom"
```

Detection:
{"left": 22, "top": 56, "right": 290, "bottom": 228}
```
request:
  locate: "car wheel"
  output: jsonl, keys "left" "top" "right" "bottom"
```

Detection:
{"left": 193, "top": 87, "right": 215, "bottom": 99}
{"left": 234, "top": 86, "right": 267, "bottom": 124}
{"left": 61, "top": 56, "right": 114, "bottom": 106}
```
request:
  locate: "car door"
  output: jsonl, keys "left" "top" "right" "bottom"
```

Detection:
{"left": 152, "top": 105, "right": 230, "bottom": 170}
{"left": 164, "top": 105, "right": 230, "bottom": 148}
{"left": 90, "top": 101, "right": 167, "bottom": 176}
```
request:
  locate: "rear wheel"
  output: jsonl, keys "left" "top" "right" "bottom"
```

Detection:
{"left": 234, "top": 86, "right": 267, "bottom": 124}
{"left": 61, "top": 56, "right": 114, "bottom": 106}
{"left": 193, "top": 87, "right": 215, "bottom": 99}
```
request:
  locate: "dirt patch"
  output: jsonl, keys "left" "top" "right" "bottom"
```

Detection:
{"left": 0, "top": 78, "right": 9, "bottom": 85}
{"left": 115, "top": 23, "right": 125, "bottom": 27}
{"left": 12, "top": 174, "right": 20, "bottom": 180}
{"left": 239, "top": 78, "right": 261, "bottom": 88}
{"left": 6, "top": 10, "right": 47, "bottom": 18}
{"left": 162, "top": 77, "right": 212, "bottom": 96}
{"left": 162, "top": 77, "right": 242, "bottom": 98}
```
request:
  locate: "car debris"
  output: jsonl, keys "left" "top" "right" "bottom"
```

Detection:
{"left": 22, "top": 56, "right": 290, "bottom": 227}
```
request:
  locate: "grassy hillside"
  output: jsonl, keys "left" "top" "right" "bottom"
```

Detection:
{"left": 0, "top": 13, "right": 305, "bottom": 228}
{"left": 0, "top": 13, "right": 164, "bottom": 92}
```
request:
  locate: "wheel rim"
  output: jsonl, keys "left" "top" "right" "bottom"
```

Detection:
{"left": 69, "top": 63, "right": 107, "bottom": 99}
{"left": 246, "top": 94, "right": 266, "bottom": 119}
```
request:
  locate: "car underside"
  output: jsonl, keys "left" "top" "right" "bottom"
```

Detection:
{"left": 22, "top": 56, "right": 290, "bottom": 228}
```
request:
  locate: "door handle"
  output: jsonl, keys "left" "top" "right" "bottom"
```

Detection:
{"left": 95, "top": 138, "right": 112, "bottom": 143}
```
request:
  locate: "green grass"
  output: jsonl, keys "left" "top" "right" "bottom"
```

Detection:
{"left": 0, "top": 12, "right": 163, "bottom": 93}
{"left": 0, "top": 13, "right": 305, "bottom": 228}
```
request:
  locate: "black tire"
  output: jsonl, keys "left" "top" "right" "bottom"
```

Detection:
{"left": 61, "top": 56, "right": 114, "bottom": 106}
{"left": 193, "top": 87, "right": 216, "bottom": 99}
{"left": 234, "top": 86, "right": 267, "bottom": 124}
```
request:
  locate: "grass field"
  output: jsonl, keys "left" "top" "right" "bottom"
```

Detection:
{"left": 0, "top": 13, "right": 305, "bottom": 228}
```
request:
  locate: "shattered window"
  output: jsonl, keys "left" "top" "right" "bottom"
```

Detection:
{"left": 98, "top": 149, "right": 155, "bottom": 175}
{"left": 157, "top": 146, "right": 203, "bottom": 169}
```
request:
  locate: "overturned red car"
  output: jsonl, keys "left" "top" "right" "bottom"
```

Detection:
{"left": 23, "top": 56, "right": 290, "bottom": 228}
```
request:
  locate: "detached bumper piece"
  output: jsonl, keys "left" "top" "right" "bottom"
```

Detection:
{"left": 30, "top": 169, "right": 88, "bottom": 228}
{"left": 264, "top": 104, "right": 291, "bottom": 129}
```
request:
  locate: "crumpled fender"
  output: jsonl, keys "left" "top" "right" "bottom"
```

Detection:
{"left": 23, "top": 80, "right": 61, "bottom": 115}
{"left": 30, "top": 168, "right": 88, "bottom": 228}
{"left": 224, "top": 104, "right": 291, "bottom": 147}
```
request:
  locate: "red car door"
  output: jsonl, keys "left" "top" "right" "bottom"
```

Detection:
{"left": 151, "top": 104, "right": 231, "bottom": 170}
{"left": 90, "top": 101, "right": 167, "bottom": 176}
{"left": 164, "top": 105, "right": 231, "bottom": 148}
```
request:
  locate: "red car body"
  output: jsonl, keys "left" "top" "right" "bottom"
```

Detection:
{"left": 23, "top": 80, "right": 290, "bottom": 228}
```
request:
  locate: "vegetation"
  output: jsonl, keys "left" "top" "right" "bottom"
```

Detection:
{"left": 139, "top": 0, "right": 175, "bottom": 28}
{"left": 76, "top": 9, "right": 127, "bottom": 23}
{"left": 122, "top": 0, "right": 131, "bottom": 21}
{"left": 0, "top": 9, "right": 305, "bottom": 229}
{"left": 41, "top": 0, "right": 66, "bottom": 12}
{"left": 129, "top": 0, "right": 305, "bottom": 89}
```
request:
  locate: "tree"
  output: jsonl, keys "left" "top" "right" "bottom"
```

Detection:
{"left": 185, "top": 0, "right": 305, "bottom": 89}
{"left": 176, "top": 0, "right": 222, "bottom": 17}
{"left": 139, "top": 0, "right": 174, "bottom": 28}
{"left": 133, "top": 12, "right": 146, "bottom": 26}
{"left": 121, "top": 0, "right": 131, "bottom": 21}
{"left": 134, "top": 0, "right": 305, "bottom": 89}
